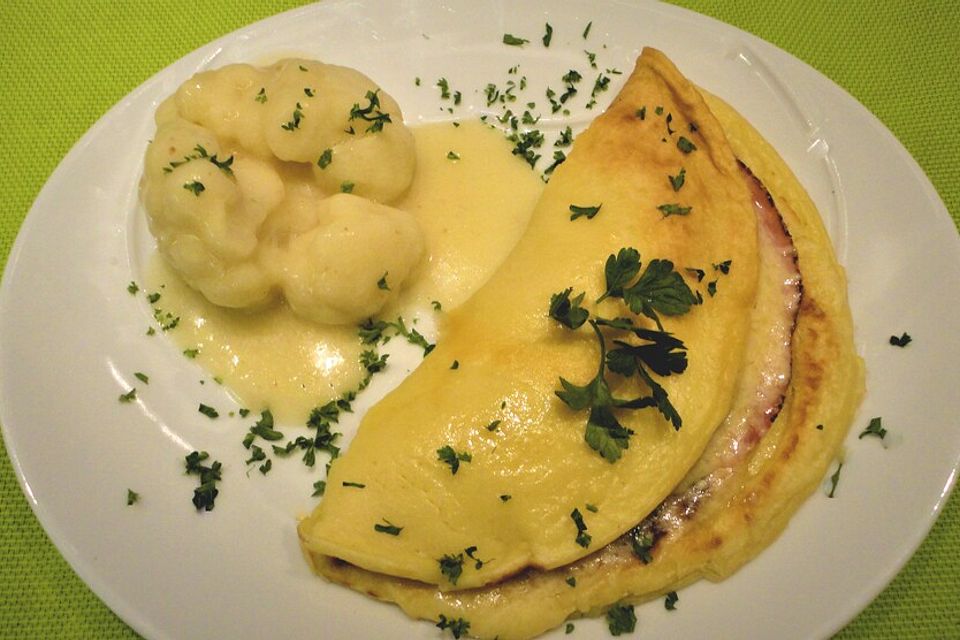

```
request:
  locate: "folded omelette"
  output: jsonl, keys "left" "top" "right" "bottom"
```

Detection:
{"left": 298, "top": 48, "right": 863, "bottom": 638}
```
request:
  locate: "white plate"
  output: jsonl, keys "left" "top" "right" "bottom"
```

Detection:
{"left": 2, "top": 1, "right": 959, "bottom": 639}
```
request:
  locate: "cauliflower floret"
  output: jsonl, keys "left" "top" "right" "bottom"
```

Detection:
{"left": 142, "top": 119, "right": 282, "bottom": 308}
{"left": 276, "top": 194, "right": 424, "bottom": 325}
{"left": 262, "top": 59, "right": 415, "bottom": 203}
{"left": 140, "top": 58, "right": 423, "bottom": 323}
{"left": 175, "top": 63, "right": 273, "bottom": 157}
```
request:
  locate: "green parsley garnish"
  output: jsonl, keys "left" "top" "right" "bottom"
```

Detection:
{"left": 317, "top": 148, "right": 333, "bottom": 169}
{"left": 183, "top": 348, "right": 199, "bottom": 359}
{"left": 359, "top": 316, "right": 435, "bottom": 356}
{"left": 312, "top": 480, "right": 327, "bottom": 497}
{"left": 713, "top": 259, "right": 732, "bottom": 274}
{"left": 198, "top": 403, "right": 219, "bottom": 419}
{"left": 374, "top": 519, "right": 403, "bottom": 536}
{"left": 566, "top": 576, "right": 577, "bottom": 587}
{"left": 549, "top": 250, "right": 694, "bottom": 460}
{"left": 464, "top": 545, "right": 487, "bottom": 570}
{"left": 255, "top": 87, "right": 267, "bottom": 103}
{"left": 360, "top": 349, "right": 389, "bottom": 374}
{"left": 127, "top": 281, "right": 139, "bottom": 295}
{"left": 677, "top": 136, "right": 697, "bottom": 153}
{"left": 436, "top": 614, "right": 470, "bottom": 639}
{"left": 450, "top": 360, "right": 460, "bottom": 370}
{"left": 447, "top": 150, "right": 461, "bottom": 160}
{"left": 432, "top": 300, "right": 443, "bottom": 311}
{"left": 542, "top": 23, "right": 553, "bottom": 47}
{"left": 126, "top": 489, "right": 139, "bottom": 506}
{"left": 208, "top": 154, "right": 234, "bottom": 176}
{"left": 437, "top": 445, "right": 472, "bottom": 475}
{"left": 184, "top": 450, "right": 222, "bottom": 511}
{"left": 486, "top": 419, "right": 501, "bottom": 432}
{"left": 118, "top": 388, "right": 137, "bottom": 403}
{"left": 549, "top": 288, "right": 589, "bottom": 330}
{"left": 500, "top": 494, "right": 512, "bottom": 502}
{"left": 183, "top": 181, "right": 205, "bottom": 196}
{"left": 629, "top": 526, "right": 654, "bottom": 563}
{"left": 569, "top": 203, "right": 602, "bottom": 221}
{"left": 342, "top": 481, "right": 366, "bottom": 488}
{"left": 665, "top": 591, "right": 679, "bottom": 610}
{"left": 377, "top": 272, "right": 390, "bottom": 291}
{"left": 544, "top": 150, "right": 567, "bottom": 175}
{"left": 828, "top": 461, "right": 843, "bottom": 498}
{"left": 438, "top": 553, "right": 465, "bottom": 585}
{"left": 597, "top": 247, "right": 697, "bottom": 330}
{"left": 304, "top": 87, "right": 315, "bottom": 97}
{"left": 657, "top": 203, "right": 692, "bottom": 217}
{"left": 859, "top": 416, "right": 887, "bottom": 440}
{"left": 340, "top": 181, "right": 355, "bottom": 193}
{"left": 669, "top": 168, "right": 686, "bottom": 191}
{"left": 502, "top": 34, "right": 529, "bottom": 46}
{"left": 134, "top": 372, "right": 149, "bottom": 384}
{"left": 281, "top": 102, "right": 304, "bottom": 131}
{"left": 606, "top": 603, "right": 637, "bottom": 636}
{"left": 570, "top": 507, "right": 592, "bottom": 548}
{"left": 349, "top": 89, "right": 392, "bottom": 133}
{"left": 889, "top": 332, "right": 912, "bottom": 347}
{"left": 273, "top": 401, "right": 344, "bottom": 471}
{"left": 582, "top": 21, "right": 593, "bottom": 39}
{"left": 565, "top": 622, "right": 575, "bottom": 634}
{"left": 636, "top": 106, "right": 647, "bottom": 120}
{"left": 242, "top": 410, "right": 284, "bottom": 459}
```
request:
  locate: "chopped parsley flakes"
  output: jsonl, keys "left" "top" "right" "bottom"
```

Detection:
{"left": 570, "top": 507, "right": 592, "bottom": 548}
{"left": 183, "top": 180, "right": 205, "bottom": 196}
{"left": 436, "top": 614, "right": 470, "bottom": 639}
{"left": 437, "top": 445, "right": 472, "bottom": 475}
{"left": 438, "top": 552, "right": 465, "bottom": 585}
{"left": 889, "top": 332, "right": 912, "bottom": 347}
{"left": 184, "top": 450, "right": 222, "bottom": 511}
{"left": 374, "top": 519, "right": 403, "bottom": 536}
{"left": 606, "top": 603, "right": 637, "bottom": 635}
{"left": 198, "top": 403, "right": 219, "bottom": 419}
{"left": 569, "top": 203, "right": 602, "bottom": 221}
{"left": 858, "top": 416, "right": 888, "bottom": 440}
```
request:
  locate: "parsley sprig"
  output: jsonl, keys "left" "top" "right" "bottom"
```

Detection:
{"left": 549, "top": 248, "right": 695, "bottom": 462}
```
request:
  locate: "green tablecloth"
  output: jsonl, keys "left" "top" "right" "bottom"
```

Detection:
{"left": 1, "top": 1, "right": 957, "bottom": 637}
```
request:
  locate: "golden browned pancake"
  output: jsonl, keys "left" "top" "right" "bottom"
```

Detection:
{"left": 298, "top": 48, "right": 760, "bottom": 589}
{"left": 299, "top": 48, "right": 863, "bottom": 639}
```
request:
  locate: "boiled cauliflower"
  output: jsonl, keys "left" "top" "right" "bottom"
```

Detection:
{"left": 140, "top": 58, "right": 422, "bottom": 324}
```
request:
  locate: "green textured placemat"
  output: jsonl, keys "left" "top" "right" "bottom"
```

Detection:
{"left": 1, "top": 1, "right": 957, "bottom": 638}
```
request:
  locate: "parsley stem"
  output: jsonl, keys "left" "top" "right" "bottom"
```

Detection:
{"left": 588, "top": 319, "right": 607, "bottom": 380}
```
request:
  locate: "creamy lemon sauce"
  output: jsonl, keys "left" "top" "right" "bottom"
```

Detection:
{"left": 146, "top": 120, "right": 542, "bottom": 423}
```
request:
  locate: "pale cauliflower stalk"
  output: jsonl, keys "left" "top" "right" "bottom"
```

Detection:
{"left": 140, "top": 58, "right": 423, "bottom": 324}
